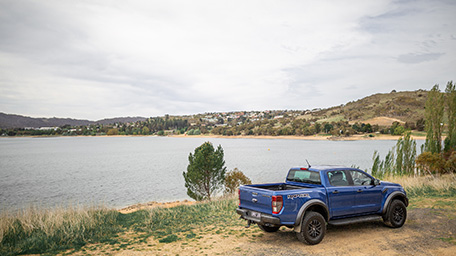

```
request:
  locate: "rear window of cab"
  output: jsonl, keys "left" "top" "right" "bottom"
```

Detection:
{"left": 287, "top": 169, "right": 321, "bottom": 185}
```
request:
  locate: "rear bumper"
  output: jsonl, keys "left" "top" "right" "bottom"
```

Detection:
{"left": 236, "top": 207, "right": 281, "bottom": 226}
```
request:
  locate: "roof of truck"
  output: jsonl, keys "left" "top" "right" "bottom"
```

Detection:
{"left": 291, "top": 165, "right": 356, "bottom": 171}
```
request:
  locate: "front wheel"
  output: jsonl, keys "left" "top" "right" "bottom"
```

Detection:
{"left": 258, "top": 224, "right": 280, "bottom": 232}
{"left": 384, "top": 200, "right": 407, "bottom": 228}
{"left": 296, "top": 211, "right": 326, "bottom": 245}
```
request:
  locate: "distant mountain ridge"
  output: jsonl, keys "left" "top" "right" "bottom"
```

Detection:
{"left": 0, "top": 113, "right": 147, "bottom": 129}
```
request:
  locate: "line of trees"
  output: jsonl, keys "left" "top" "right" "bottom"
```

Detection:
{"left": 372, "top": 81, "right": 456, "bottom": 177}
{"left": 416, "top": 82, "right": 456, "bottom": 174}
{"left": 372, "top": 132, "right": 417, "bottom": 178}
{"left": 209, "top": 119, "right": 421, "bottom": 137}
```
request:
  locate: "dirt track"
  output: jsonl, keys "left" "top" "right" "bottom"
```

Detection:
{"left": 230, "top": 208, "right": 456, "bottom": 256}
{"left": 102, "top": 207, "right": 455, "bottom": 256}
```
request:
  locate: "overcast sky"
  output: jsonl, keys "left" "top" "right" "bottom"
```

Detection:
{"left": 0, "top": 0, "right": 455, "bottom": 120}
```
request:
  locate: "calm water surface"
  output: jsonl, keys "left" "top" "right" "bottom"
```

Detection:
{"left": 0, "top": 136, "right": 423, "bottom": 212}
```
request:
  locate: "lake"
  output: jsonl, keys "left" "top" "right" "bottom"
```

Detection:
{"left": 0, "top": 136, "right": 423, "bottom": 212}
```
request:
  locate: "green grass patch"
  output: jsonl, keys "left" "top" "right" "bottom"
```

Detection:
{"left": 158, "top": 234, "right": 179, "bottom": 243}
{"left": 186, "top": 232, "right": 197, "bottom": 239}
{"left": 438, "top": 236, "right": 456, "bottom": 245}
{"left": 410, "top": 131, "right": 426, "bottom": 137}
{"left": 144, "top": 199, "right": 238, "bottom": 238}
{"left": 407, "top": 186, "right": 456, "bottom": 198}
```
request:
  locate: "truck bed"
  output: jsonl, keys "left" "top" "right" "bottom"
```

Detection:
{"left": 239, "top": 183, "right": 316, "bottom": 215}
{"left": 251, "top": 184, "right": 310, "bottom": 191}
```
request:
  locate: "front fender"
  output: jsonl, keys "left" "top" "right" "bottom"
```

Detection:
{"left": 382, "top": 191, "right": 408, "bottom": 214}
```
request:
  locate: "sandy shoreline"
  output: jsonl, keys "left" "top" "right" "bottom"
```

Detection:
{"left": 3, "top": 134, "right": 427, "bottom": 140}
{"left": 168, "top": 134, "right": 427, "bottom": 141}
{"left": 118, "top": 200, "right": 196, "bottom": 214}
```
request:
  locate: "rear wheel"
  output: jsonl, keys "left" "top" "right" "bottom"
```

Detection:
{"left": 296, "top": 211, "right": 326, "bottom": 245}
{"left": 258, "top": 224, "right": 280, "bottom": 232}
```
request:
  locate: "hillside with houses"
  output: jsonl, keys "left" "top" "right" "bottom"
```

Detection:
{"left": 1, "top": 90, "right": 428, "bottom": 137}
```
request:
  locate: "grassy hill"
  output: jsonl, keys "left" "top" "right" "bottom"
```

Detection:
{"left": 306, "top": 90, "right": 427, "bottom": 125}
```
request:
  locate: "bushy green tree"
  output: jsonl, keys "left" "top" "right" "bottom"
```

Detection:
{"left": 183, "top": 142, "right": 227, "bottom": 201}
{"left": 106, "top": 128, "right": 119, "bottom": 135}
{"left": 142, "top": 126, "right": 150, "bottom": 135}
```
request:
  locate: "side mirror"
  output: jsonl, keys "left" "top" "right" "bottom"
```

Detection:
{"left": 373, "top": 179, "right": 380, "bottom": 186}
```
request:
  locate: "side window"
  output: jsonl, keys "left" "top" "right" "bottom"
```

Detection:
{"left": 328, "top": 170, "right": 349, "bottom": 186}
{"left": 349, "top": 170, "right": 372, "bottom": 186}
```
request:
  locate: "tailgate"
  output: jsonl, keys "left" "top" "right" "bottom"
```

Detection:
{"left": 239, "top": 185, "right": 273, "bottom": 214}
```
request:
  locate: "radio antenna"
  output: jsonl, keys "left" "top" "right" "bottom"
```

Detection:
{"left": 306, "top": 159, "right": 311, "bottom": 168}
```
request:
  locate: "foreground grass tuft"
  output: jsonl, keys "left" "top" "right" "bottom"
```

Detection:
{"left": 0, "top": 206, "right": 120, "bottom": 255}
{"left": 0, "top": 199, "right": 239, "bottom": 255}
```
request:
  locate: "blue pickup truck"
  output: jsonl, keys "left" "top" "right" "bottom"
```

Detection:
{"left": 237, "top": 165, "right": 408, "bottom": 245}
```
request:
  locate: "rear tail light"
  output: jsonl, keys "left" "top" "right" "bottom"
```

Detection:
{"left": 272, "top": 195, "right": 283, "bottom": 214}
{"left": 238, "top": 189, "right": 241, "bottom": 206}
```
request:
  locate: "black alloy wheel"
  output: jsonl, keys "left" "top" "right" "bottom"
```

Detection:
{"left": 296, "top": 211, "right": 326, "bottom": 245}
{"left": 307, "top": 219, "right": 322, "bottom": 239}
{"left": 389, "top": 200, "right": 407, "bottom": 228}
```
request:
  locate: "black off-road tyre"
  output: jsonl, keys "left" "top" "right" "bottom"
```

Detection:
{"left": 384, "top": 199, "right": 407, "bottom": 228}
{"left": 296, "top": 211, "right": 326, "bottom": 245}
{"left": 258, "top": 224, "right": 280, "bottom": 232}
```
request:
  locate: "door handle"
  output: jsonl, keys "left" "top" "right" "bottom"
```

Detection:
{"left": 357, "top": 189, "right": 363, "bottom": 193}
{"left": 332, "top": 190, "right": 339, "bottom": 194}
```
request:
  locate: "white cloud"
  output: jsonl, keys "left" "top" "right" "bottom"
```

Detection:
{"left": 0, "top": 0, "right": 455, "bottom": 119}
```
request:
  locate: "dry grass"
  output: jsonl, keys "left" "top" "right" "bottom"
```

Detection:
{"left": 382, "top": 174, "right": 456, "bottom": 198}
{"left": 0, "top": 205, "right": 119, "bottom": 255}
{"left": 354, "top": 116, "right": 405, "bottom": 126}
{"left": 383, "top": 174, "right": 456, "bottom": 190}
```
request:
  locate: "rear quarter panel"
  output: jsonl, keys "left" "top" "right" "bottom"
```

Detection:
{"left": 279, "top": 187, "right": 327, "bottom": 225}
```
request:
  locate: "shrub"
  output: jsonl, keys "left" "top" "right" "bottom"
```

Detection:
{"left": 416, "top": 151, "right": 456, "bottom": 175}
{"left": 107, "top": 128, "right": 119, "bottom": 135}
{"left": 159, "top": 234, "right": 179, "bottom": 243}
{"left": 224, "top": 168, "right": 252, "bottom": 195}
